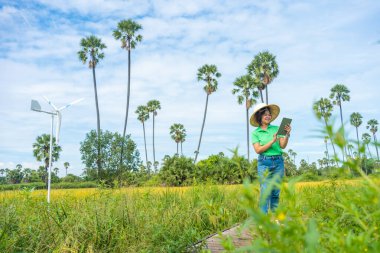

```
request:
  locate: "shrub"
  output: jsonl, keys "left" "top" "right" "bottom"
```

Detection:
{"left": 159, "top": 155, "right": 195, "bottom": 186}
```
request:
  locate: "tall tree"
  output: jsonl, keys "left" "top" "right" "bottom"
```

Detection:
{"left": 135, "top": 105, "right": 150, "bottom": 167}
{"left": 113, "top": 19, "right": 143, "bottom": 168}
{"left": 324, "top": 136, "right": 330, "bottom": 161}
{"left": 53, "top": 167, "right": 59, "bottom": 176}
{"left": 194, "top": 64, "right": 221, "bottom": 163}
{"left": 179, "top": 128, "right": 186, "bottom": 156}
{"left": 247, "top": 51, "right": 279, "bottom": 104}
{"left": 347, "top": 144, "right": 354, "bottom": 157}
{"left": 313, "top": 98, "right": 338, "bottom": 162}
{"left": 63, "top": 162, "right": 70, "bottom": 176}
{"left": 32, "top": 134, "right": 62, "bottom": 188}
{"left": 78, "top": 35, "right": 106, "bottom": 179}
{"left": 80, "top": 130, "right": 141, "bottom": 185}
{"left": 232, "top": 74, "right": 259, "bottom": 161}
{"left": 362, "top": 133, "right": 373, "bottom": 159}
{"left": 170, "top": 123, "right": 186, "bottom": 155}
{"left": 293, "top": 151, "right": 297, "bottom": 165}
{"left": 330, "top": 84, "right": 350, "bottom": 160}
{"left": 147, "top": 100, "right": 161, "bottom": 169}
{"left": 288, "top": 149, "right": 297, "bottom": 165}
{"left": 350, "top": 112, "right": 362, "bottom": 156}
{"left": 366, "top": 119, "right": 379, "bottom": 161}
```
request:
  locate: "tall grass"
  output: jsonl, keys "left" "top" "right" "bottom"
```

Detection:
{"left": 219, "top": 118, "right": 380, "bottom": 252}
{"left": 0, "top": 185, "right": 247, "bottom": 252}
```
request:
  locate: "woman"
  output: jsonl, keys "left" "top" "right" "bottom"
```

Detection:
{"left": 250, "top": 103, "right": 291, "bottom": 214}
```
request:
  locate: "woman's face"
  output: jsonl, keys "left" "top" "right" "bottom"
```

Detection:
{"left": 261, "top": 109, "right": 272, "bottom": 125}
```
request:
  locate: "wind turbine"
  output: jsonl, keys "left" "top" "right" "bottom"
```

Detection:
{"left": 43, "top": 96, "right": 84, "bottom": 144}
{"left": 31, "top": 96, "right": 83, "bottom": 203}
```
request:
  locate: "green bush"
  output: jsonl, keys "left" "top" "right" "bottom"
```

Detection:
{"left": 196, "top": 151, "right": 255, "bottom": 184}
{"left": 159, "top": 155, "right": 195, "bottom": 186}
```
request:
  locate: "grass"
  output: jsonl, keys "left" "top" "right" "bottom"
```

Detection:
{"left": 0, "top": 185, "right": 246, "bottom": 252}
{"left": 1, "top": 178, "right": 379, "bottom": 252}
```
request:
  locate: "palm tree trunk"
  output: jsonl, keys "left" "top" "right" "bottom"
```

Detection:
{"left": 181, "top": 142, "right": 183, "bottom": 155}
{"left": 176, "top": 142, "right": 179, "bottom": 155}
{"left": 120, "top": 46, "right": 132, "bottom": 170}
{"left": 374, "top": 134, "right": 379, "bottom": 161}
{"left": 194, "top": 94, "right": 209, "bottom": 163}
{"left": 245, "top": 99, "right": 250, "bottom": 162}
{"left": 92, "top": 64, "right": 101, "bottom": 180}
{"left": 324, "top": 118, "right": 338, "bottom": 166}
{"left": 265, "top": 86, "right": 268, "bottom": 104}
{"left": 259, "top": 89, "right": 264, "bottom": 103}
{"left": 143, "top": 121, "right": 148, "bottom": 167}
{"left": 366, "top": 144, "right": 373, "bottom": 159}
{"left": 325, "top": 143, "right": 330, "bottom": 159}
{"left": 355, "top": 127, "right": 360, "bottom": 158}
{"left": 153, "top": 113, "right": 156, "bottom": 168}
{"left": 338, "top": 103, "right": 347, "bottom": 162}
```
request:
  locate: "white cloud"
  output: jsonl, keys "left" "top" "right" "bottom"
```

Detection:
{"left": 1, "top": 0, "right": 380, "bottom": 175}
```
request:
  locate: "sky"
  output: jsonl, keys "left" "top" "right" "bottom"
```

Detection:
{"left": 0, "top": 0, "right": 379, "bottom": 176}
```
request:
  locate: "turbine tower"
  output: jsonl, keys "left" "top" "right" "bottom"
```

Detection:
{"left": 31, "top": 96, "right": 83, "bottom": 203}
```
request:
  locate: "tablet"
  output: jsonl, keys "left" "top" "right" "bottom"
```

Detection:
{"left": 277, "top": 117, "right": 292, "bottom": 136}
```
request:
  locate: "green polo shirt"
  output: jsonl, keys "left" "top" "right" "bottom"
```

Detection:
{"left": 251, "top": 125, "right": 284, "bottom": 156}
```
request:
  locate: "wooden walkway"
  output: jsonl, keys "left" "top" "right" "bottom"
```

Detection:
{"left": 188, "top": 224, "right": 253, "bottom": 252}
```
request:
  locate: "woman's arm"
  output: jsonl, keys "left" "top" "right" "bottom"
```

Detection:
{"left": 253, "top": 133, "right": 278, "bottom": 154}
{"left": 279, "top": 124, "right": 291, "bottom": 149}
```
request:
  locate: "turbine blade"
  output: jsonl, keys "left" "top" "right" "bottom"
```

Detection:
{"left": 58, "top": 98, "right": 84, "bottom": 111}
{"left": 43, "top": 96, "right": 58, "bottom": 110}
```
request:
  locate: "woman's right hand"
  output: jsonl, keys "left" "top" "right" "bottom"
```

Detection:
{"left": 271, "top": 133, "right": 278, "bottom": 144}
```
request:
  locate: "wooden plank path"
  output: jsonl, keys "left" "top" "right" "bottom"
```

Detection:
{"left": 188, "top": 224, "right": 253, "bottom": 252}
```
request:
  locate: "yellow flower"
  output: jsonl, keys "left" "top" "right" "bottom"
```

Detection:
{"left": 277, "top": 212, "right": 286, "bottom": 221}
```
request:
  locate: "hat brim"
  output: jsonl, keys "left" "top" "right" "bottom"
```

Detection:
{"left": 250, "top": 104, "right": 280, "bottom": 127}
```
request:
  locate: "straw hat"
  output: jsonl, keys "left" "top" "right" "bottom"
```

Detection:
{"left": 250, "top": 103, "right": 280, "bottom": 127}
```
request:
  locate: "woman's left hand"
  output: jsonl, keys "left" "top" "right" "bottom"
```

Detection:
{"left": 284, "top": 124, "right": 292, "bottom": 135}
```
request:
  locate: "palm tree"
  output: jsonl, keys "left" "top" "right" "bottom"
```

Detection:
{"left": 347, "top": 144, "right": 354, "bottom": 157}
{"left": 194, "top": 64, "right": 221, "bottom": 163}
{"left": 232, "top": 74, "right": 259, "bottom": 161}
{"left": 135, "top": 105, "right": 150, "bottom": 167}
{"left": 147, "top": 100, "right": 161, "bottom": 168}
{"left": 362, "top": 133, "right": 373, "bottom": 159}
{"left": 350, "top": 112, "right": 362, "bottom": 156}
{"left": 330, "top": 84, "right": 350, "bottom": 160}
{"left": 288, "top": 149, "right": 297, "bottom": 165}
{"left": 53, "top": 167, "right": 59, "bottom": 176}
{"left": 288, "top": 149, "right": 294, "bottom": 163}
{"left": 78, "top": 35, "right": 106, "bottom": 178}
{"left": 324, "top": 136, "right": 330, "bottom": 161}
{"left": 179, "top": 129, "right": 186, "bottom": 156}
{"left": 292, "top": 151, "right": 297, "bottom": 165}
{"left": 366, "top": 119, "right": 379, "bottom": 161}
{"left": 63, "top": 162, "right": 70, "bottom": 176}
{"left": 113, "top": 19, "right": 143, "bottom": 168}
{"left": 170, "top": 124, "right": 186, "bottom": 155}
{"left": 313, "top": 98, "right": 338, "bottom": 162}
{"left": 32, "top": 134, "right": 62, "bottom": 189}
{"left": 247, "top": 51, "right": 279, "bottom": 104}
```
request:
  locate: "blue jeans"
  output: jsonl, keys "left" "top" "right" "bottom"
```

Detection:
{"left": 257, "top": 155, "right": 284, "bottom": 213}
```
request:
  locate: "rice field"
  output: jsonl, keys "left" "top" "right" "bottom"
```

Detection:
{"left": 1, "top": 178, "right": 379, "bottom": 252}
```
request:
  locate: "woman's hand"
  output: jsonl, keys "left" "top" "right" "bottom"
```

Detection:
{"left": 271, "top": 133, "right": 278, "bottom": 144}
{"left": 284, "top": 124, "right": 292, "bottom": 136}
{"left": 279, "top": 124, "right": 291, "bottom": 149}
